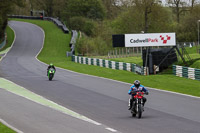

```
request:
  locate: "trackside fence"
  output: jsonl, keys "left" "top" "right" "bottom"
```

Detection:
{"left": 9, "top": 15, "right": 69, "bottom": 34}
{"left": 72, "top": 55, "right": 147, "bottom": 75}
{"left": 172, "top": 65, "right": 200, "bottom": 81}
{"left": 0, "top": 34, "right": 6, "bottom": 50}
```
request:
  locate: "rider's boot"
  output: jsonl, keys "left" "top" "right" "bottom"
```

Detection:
{"left": 142, "top": 102, "right": 145, "bottom": 111}
{"left": 128, "top": 99, "right": 132, "bottom": 110}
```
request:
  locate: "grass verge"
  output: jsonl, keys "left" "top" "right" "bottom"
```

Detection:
{"left": 10, "top": 19, "right": 200, "bottom": 97}
{"left": 0, "top": 26, "right": 15, "bottom": 52}
{"left": 0, "top": 26, "right": 16, "bottom": 132}
{"left": 0, "top": 122, "right": 16, "bottom": 133}
{"left": 0, "top": 26, "right": 15, "bottom": 60}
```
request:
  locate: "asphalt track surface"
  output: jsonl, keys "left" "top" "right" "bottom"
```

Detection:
{"left": 0, "top": 21, "right": 200, "bottom": 133}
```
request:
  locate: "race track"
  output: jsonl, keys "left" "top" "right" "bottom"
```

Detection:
{"left": 0, "top": 21, "right": 200, "bottom": 133}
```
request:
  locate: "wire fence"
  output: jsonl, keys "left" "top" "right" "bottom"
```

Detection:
{"left": 107, "top": 42, "right": 200, "bottom": 59}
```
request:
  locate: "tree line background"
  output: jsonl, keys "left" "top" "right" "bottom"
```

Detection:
{"left": 1, "top": 0, "right": 200, "bottom": 56}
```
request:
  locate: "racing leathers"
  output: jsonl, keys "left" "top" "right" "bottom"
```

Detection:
{"left": 128, "top": 84, "right": 148, "bottom": 110}
{"left": 47, "top": 65, "right": 56, "bottom": 76}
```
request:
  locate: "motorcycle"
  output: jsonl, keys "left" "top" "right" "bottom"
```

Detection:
{"left": 48, "top": 68, "right": 55, "bottom": 81}
{"left": 130, "top": 92, "right": 144, "bottom": 119}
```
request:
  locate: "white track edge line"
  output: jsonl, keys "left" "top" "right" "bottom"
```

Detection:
{"left": 105, "top": 127, "right": 118, "bottom": 132}
{"left": 0, "top": 118, "right": 24, "bottom": 133}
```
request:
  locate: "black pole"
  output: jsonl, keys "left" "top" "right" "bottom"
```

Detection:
{"left": 145, "top": 47, "right": 149, "bottom": 75}
{"left": 175, "top": 46, "right": 188, "bottom": 66}
{"left": 154, "top": 46, "right": 176, "bottom": 71}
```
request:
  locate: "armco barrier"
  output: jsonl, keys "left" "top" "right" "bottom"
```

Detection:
{"left": 173, "top": 65, "right": 200, "bottom": 81}
{"left": 0, "top": 35, "right": 6, "bottom": 50}
{"left": 67, "top": 30, "right": 78, "bottom": 56}
{"left": 72, "top": 55, "right": 145, "bottom": 75}
{"left": 8, "top": 15, "right": 69, "bottom": 34}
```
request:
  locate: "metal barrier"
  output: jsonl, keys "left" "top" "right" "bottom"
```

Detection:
{"left": 8, "top": 15, "right": 69, "bottom": 34}
{"left": 0, "top": 34, "right": 6, "bottom": 50}
{"left": 67, "top": 30, "right": 78, "bottom": 57}
{"left": 72, "top": 55, "right": 145, "bottom": 75}
{"left": 173, "top": 65, "right": 200, "bottom": 81}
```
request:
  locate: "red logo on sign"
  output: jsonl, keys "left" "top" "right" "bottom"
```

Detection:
{"left": 160, "top": 35, "right": 171, "bottom": 44}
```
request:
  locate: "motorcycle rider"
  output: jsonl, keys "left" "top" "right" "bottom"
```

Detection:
{"left": 47, "top": 63, "right": 56, "bottom": 76}
{"left": 128, "top": 80, "right": 149, "bottom": 110}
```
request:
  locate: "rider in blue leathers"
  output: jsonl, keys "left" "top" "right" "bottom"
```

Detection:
{"left": 128, "top": 80, "right": 149, "bottom": 110}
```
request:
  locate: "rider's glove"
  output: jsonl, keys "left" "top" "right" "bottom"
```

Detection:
{"left": 131, "top": 91, "right": 135, "bottom": 94}
{"left": 145, "top": 91, "right": 149, "bottom": 95}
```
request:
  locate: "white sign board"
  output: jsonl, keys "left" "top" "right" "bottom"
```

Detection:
{"left": 125, "top": 33, "right": 176, "bottom": 47}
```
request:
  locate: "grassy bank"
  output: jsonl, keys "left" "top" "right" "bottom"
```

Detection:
{"left": 0, "top": 26, "right": 16, "bottom": 132}
{"left": 0, "top": 26, "right": 15, "bottom": 61}
{"left": 11, "top": 19, "right": 200, "bottom": 97}
{"left": 0, "top": 122, "right": 16, "bottom": 133}
{"left": 0, "top": 26, "right": 15, "bottom": 52}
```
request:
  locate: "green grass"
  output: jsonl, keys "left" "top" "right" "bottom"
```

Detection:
{"left": 184, "top": 46, "right": 200, "bottom": 54}
{"left": 175, "top": 47, "right": 200, "bottom": 69}
{"left": 87, "top": 55, "right": 143, "bottom": 66}
{"left": 0, "top": 122, "right": 16, "bottom": 133}
{"left": 0, "top": 26, "right": 14, "bottom": 60}
{"left": 0, "top": 26, "right": 15, "bottom": 52}
{"left": 0, "top": 26, "right": 16, "bottom": 132}
{"left": 108, "top": 56, "right": 143, "bottom": 66}
{"left": 10, "top": 19, "right": 200, "bottom": 97}
{"left": 0, "top": 25, "right": 15, "bottom": 60}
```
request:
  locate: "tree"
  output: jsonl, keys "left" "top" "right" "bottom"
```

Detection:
{"left": 167, "top": 0, "right": 189, "bottom": 23}
{"left": 135, "top": 0, "right": 157, "bottom": 33}
{"left": 111, "top": 3, "right": 173, "bottom": 34}
{"left": 117, "top": 0, "right": 161, "bottom": 33}
{"left": 63, "top": 0, "right": 106, "bottom": 20}
{"left": 28, "top": 0, "right": 54, "bottom": 16}
{"left": 102, "top": 0, "right": 122, "bottom": 19}
{"left": 176, "top": 4, "right": 200, "bottom": 42}
{"left": 0, "top": 0, "right": 25, "bottom": 40}
{"left": 53, "top": 0, "right": 66, "bottom": 18}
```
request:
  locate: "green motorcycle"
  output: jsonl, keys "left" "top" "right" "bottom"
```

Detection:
{"left": 48, "top": 68, "right": 55, "bottom": 81}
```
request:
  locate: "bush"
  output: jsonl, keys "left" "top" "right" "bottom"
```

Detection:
{"left": 82, "top": 20, "right": 97, "bottom": 36}
{"left": 0, "top": 15, "right": 7, "bottom": 40}
{"left": 76, "top": 35, "right": 110, "bottom": 56}
{"left": 69, "top": 16, "right": 85, "bottom": 31}
{"left": 69, "top": 17, "right": 97, "bottom": 36}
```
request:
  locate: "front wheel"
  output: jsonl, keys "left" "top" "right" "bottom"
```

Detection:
{"left": 131, "top": 103, "right": 136, "bottom": 117}
{"left": 49, "top": 74, "right": 53, "bottom": 81}
{"left": 137, "top": 104, "right": 142, "bottom": 119}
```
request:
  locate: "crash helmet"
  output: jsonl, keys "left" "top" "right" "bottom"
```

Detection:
{"left": 50, "top": 63, "right": 53, "bottom": 66}
{"left": 134, "top": 80, "right": 140, "bottom": 88}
